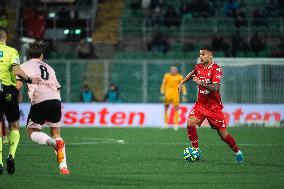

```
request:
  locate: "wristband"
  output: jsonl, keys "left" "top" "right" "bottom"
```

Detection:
{"left": 26, "top": 77, "right": 32, "bottom": 84}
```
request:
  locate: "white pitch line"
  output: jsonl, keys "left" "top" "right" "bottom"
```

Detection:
{"left": 17, "top": 141, "right": 282, "bottom": 146}
{"left": 70, "top": 140, "right": 125, "bottom": 145}
{"left": 109, "top": 142, "right": 283, "bottom": 146}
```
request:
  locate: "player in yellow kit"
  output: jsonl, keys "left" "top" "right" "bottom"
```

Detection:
{"left": 160, "top": 65, "right": 187, "bottom": 129}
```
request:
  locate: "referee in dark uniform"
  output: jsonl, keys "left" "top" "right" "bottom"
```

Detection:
{"left": 0, "top": 27, "right": 41, "bottom": 175}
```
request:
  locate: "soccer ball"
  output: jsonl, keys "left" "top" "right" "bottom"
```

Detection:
{"left": 183, "top": 147, "right": 201, "bottom": 162}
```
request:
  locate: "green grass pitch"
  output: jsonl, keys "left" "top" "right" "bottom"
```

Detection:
{"left": 1, "top": 127, "right": 284, "bottom": 189}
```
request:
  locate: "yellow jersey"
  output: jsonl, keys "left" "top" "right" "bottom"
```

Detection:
{"left": 160, "top": 73, "right": 187, "bottom": 97}
{"left": 0, "top": 42, "right": 20, "bottom": 86}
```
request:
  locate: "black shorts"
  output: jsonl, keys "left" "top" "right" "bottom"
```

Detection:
{"left": 0, "top": 85, "right": 20, "bottom": 122}
{"left": 28, "top": 99, "right": 62, "bottom": 125}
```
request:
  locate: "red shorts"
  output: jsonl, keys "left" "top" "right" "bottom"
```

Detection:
{"left": 189, "top": 105, "right": 227, "bottom": 130}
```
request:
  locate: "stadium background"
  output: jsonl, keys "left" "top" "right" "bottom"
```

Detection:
{"left": 1, "top": 0, "right": 284, "bottom": 188}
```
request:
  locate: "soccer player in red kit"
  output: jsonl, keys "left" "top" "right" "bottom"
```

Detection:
{"left": 178, "top": 47, "right": 244, "bottom": 162}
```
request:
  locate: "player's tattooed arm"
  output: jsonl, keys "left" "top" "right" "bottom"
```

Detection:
{"left": 192, "top": 76, "right": 219, "bottom": 91}
{"left": 200, "top": 82, "right": 220, "bottom": 91}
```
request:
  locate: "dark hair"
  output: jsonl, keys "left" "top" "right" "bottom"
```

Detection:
{"left": 0, "top": 27, "right": 7, "bottom": 40}
{"left": 200, "top": 46, "right": 214, "bottom": 53}
{"left": 170, "top": 64, "right": 177, "bottom": 68}
{"left": 110, "top": 83, "right": 118, "bottom": 91}
{"left": 27, "top": 41, "right": 44, "bottom": 59}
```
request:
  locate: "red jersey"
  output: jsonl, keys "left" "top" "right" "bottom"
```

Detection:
{"left": 193, "top": 62, "right": 223, "bottom": 111}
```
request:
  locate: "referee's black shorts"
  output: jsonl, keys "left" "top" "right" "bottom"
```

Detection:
{"left": 0, "top": 85, "right": 20, "bottom": 122}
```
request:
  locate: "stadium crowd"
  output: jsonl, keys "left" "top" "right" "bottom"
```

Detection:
{"left": 131, "top": 0, "right": 284, "bottom": 57}
{"left": 3, "top": 0, "right": 284, "bottom": 59}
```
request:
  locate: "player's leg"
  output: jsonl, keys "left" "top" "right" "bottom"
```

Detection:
{"left": 217, "top": 129, "right": 239, "bottom": 153}
{"left": 27, "top": 126, "right": 56, "bottom": 147}
{"left": 6, "top": 121, "right": 20, "bottom": 174}
{"left": 187, "top": 115, "right": 201, "bottom": 149}
{"left": 1, "top": 115, "right": 5, "bottom": 137}
{"left": 4, "top": 88, "right": 21, "bottom": 174}
{"left": 173, "top": 104, "right": 179, "bottom": 130}
{"left": 164, "top": 101, "right": 170, "bottom": 126}
{"left": 47, "top": 99, "right": 69, "bottom": 174}
{"left": 206, "top": 109, "right": 244, "bottom": 162}
{"left": 164, "top": 104, "right": 169, "bottom": 121}
{"left": 50, "top": 126, "right": 69, "bottom": 174}
{"left": 1, "top": 115, "right": 8, "bottom": 144}
{"left": 9, "top": 122, "right": 20, "bottom": 157}
{"left": 217, "top": 128, "right": 244, "bottom": 162}
{"left": 172, "top": 95, "right": 180, "bottom": 129}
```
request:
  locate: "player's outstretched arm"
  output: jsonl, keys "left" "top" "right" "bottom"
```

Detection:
{"left": 12, "top": 65, "right": 41, "bottom": 84}
{"left": 160, "top": 75, "right": 166, "bottom": 101}
{"left": 180, "top": 70, "right": 195, "bottom": 85}
{"left": 178, "top": 70, "right": 195, "bottom": 93}
{"left": 160, "top": 74, "right": 168, "bottom": 95}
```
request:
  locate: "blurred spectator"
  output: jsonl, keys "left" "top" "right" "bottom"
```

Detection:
{"left": 148, "top": 32, "right": 170, "bottom": 53}
{"left": 211, "top": 34, "right": 231, "bottom": 57}
{"left": 76, "top": 39, "right": 97, "bottom": 59}
{"left": 150, "top": 6, "right": 164, "bottom": 26}
{"left": 104, "top": 83, "right": 120, "bottom": 103}
{"left": 22, "top": 4, "right": 34, "bottom": 33}
{"left": 265, "top": 0, "right": 278, "bottom": 18}
{"left": 231, "top": 31, "right": 249, "bottom": 57}
{"left": 252, "top": 8, "right": 268, "bottom": 27}
{"left": 69, "top": 4, "right": 79, "bottom": 19}
{"left": 80, "top": 84, "right": 97, "bottom": 103}
{"left": 224, "top": 0, "right": 239, "bottom": 17}
{"left": 270, "top": 37, "right": 284, "bottom": 57}
{"left": 0, "top": 7, "right": 8, "bottom": 29}
{"left": 142, "top": 0, "right": 151, "bottom": 9}
{"left": 250, "top": 32, "right": 265, "bottom": 56}
{"left": 234, "top": 8, "right": 247, "bottom": 28}
{"left": 141, "top": 0, "right": 151, "bottom": 17}
{"left": 164, "top": 5, "right": 181, "bottom": 27}
{"left": 23, "top": 6, "right": 46, "bottom": 40}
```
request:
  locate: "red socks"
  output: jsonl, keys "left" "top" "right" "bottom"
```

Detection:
{"left": 187, "top": 126, "right": 199, "bottom": 148}
{"left": 187, "top": 125, "right": 239, "bottom": 153}
{"left": 222, "top": 134, "right": 239, "bottom": 153}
